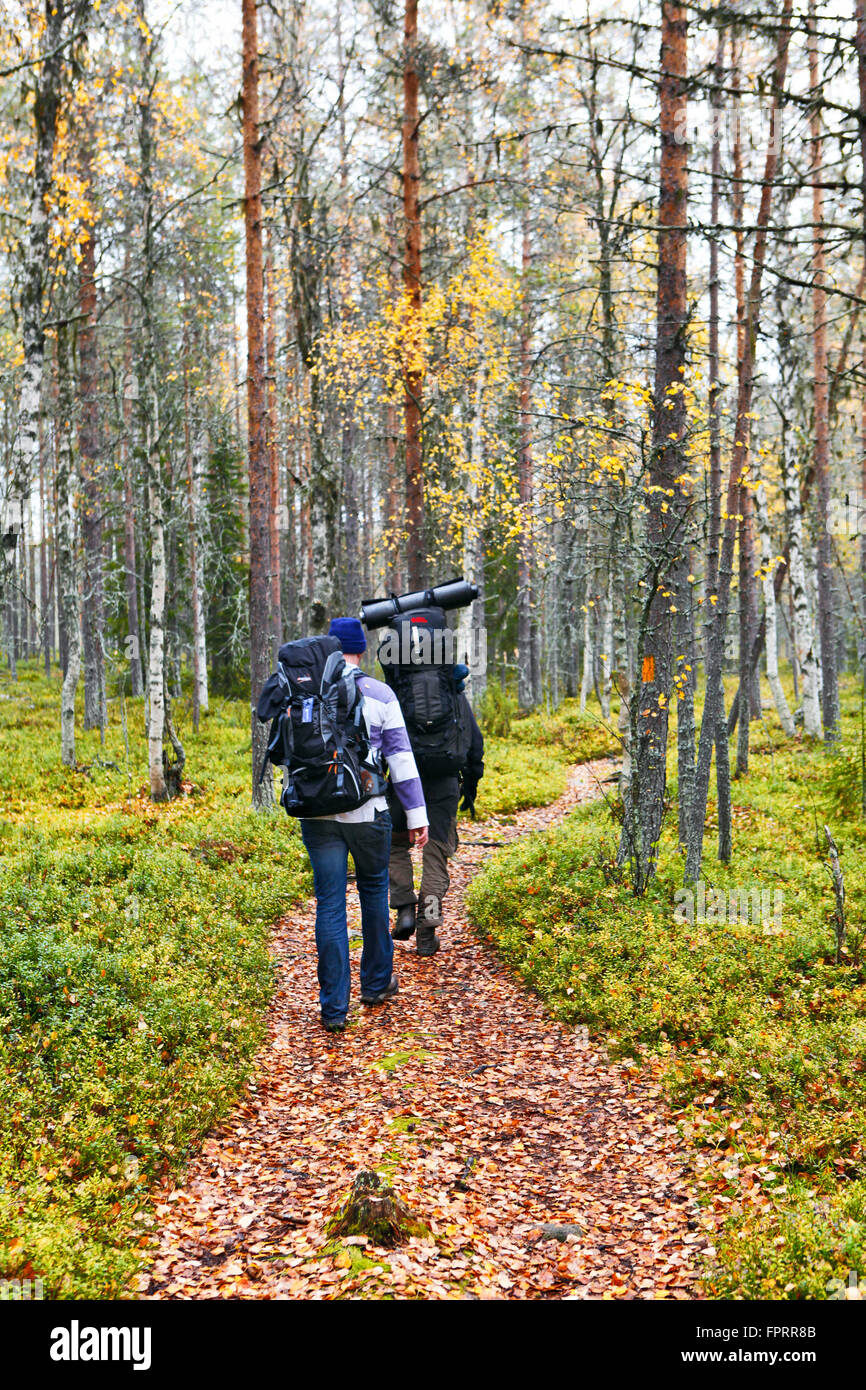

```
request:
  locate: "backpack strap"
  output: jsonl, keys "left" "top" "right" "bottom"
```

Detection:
{"left": 316, "top": 649, "right": 342, "bottom": 746}
{"left": 257, "top": 708, "right": 295, "bottom": 786}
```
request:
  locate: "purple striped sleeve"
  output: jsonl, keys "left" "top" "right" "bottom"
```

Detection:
{"left": 380, "top": 723, "right": 413, "bottom": 756}
{"left": 358, "top": 674, "right": 427, "bottom": 828}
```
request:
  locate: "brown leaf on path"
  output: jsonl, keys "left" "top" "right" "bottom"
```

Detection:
{"left": 146, "top": 759, "right": 706, "bottom": 1301}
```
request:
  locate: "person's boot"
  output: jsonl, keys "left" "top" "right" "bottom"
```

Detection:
{"left": 392, "top": 904, "right": 417, "bottom": 941}
{"left": 416, "top": 923, "right": 440, "bottom": 957}
{"left": 360, "top": 973, "right": 399, "bottom": 1006}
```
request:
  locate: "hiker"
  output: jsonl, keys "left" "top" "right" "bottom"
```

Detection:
{"left": 256, "top": 616, "right": 428, "bottom": 1033}
{"left": 377, "top": 606, "right": 484, "bottom": 957}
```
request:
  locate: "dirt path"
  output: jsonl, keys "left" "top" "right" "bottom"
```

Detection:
{"left": 146, "top": 758, "right": 708, "bottom": 1300}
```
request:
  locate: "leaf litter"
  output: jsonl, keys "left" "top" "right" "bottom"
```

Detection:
{"left": 145, "top": 759, "right": 708, "bottom": 1300}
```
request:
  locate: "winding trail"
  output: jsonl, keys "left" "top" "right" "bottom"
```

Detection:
{"left": 146, "top": 758, "right": 708, "bottom": 1300}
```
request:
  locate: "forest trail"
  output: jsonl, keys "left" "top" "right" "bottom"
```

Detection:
{"left": 146, "top": 758, "right": 707, "bottom": 1300}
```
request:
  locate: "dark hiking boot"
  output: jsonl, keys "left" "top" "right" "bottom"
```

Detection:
{"left": 360, "top": 973, "right": 399, "bottom": 1006}
{"left": 321, "top": 1015, "right": 347, "bottom": 1033}
{"left": 416, "top": 925, "right": 440, "bottom": 957}
{"left": 392, "top": 904, "right": 417, "bottom": 941}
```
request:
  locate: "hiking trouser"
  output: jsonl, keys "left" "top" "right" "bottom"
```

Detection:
{"left": 388, "top": 775, "right": 459, "bottom": 926}
{"left": 300, "top": 809, "right": 394, "bottom": 1022}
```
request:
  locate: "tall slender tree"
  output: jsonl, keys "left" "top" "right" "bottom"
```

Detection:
{"left": 243, "top": 0, "right": 274, "bottom": 809}
{"left": 620, "top": 0, "right": 688, "bottom": 890}
{"left": 77, "top": 127, "right": 107, "bottom": 736}
{"left": 402, "top": 0, "right": 424, "bottom": 585}
{"left": 808, "top": 0, "right": 839, "bottom": 742}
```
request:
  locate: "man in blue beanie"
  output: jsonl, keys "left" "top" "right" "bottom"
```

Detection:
{"left": 295, "top": 616, "right": 428, "bottom": 1032}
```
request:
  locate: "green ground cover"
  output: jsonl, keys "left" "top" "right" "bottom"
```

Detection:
{"left": 481, "top": 691, "right": 619, "bottom": 812}
{"left": 0, "top": 665, "right": 314, "bottom": 1296}
{"left": 466, "top": 674, "right": 866, "bottom": 1298}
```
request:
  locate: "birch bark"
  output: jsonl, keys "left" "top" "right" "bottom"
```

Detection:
{"left": 56, "top": 325, "right": 80, "bottom": 767}
{"left": 755, "top": 483, "right": 795, "bottom": 735}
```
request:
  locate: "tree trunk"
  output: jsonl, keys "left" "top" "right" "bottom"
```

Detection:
{"left": 808, "top": 1, "right": 839, "bottom": 742}
{"left": 186, "top": 366, "right": 209, "bottom": 729}
{"left": 704, "top": 28, "right": 732, "bottom": 862}
{"left": 856, "top": 1, "right": 866, "bottom": 724}
{"left": 385, "top": 212, "right": 403, "bottom": 594}
{"left": 8, "top": 1, "right": 66, "bottom": 556}
{"left": 862, "top": 342, "right": 866, "bottom": 745}
{"left": 136, "top": 0, "right": 178, "bottom": 800}
{"left": 456, "top": 362, "right": 487, "bottom": 706}
{"left": 77, "top": 140, "right": 106, "bottom": 736}
{"left": 56, "top": 325, "right": 80, "bottom": 767}
{"left": 779, "top": 360, "right": 822, "bottom": 739}
{"left": 600, "top": 570, "right": 613, "bottom": 720}
{"left": 299, "top": 382, "right": 314, "bottom": 623}
{"left": 619, "top": 0, "right": 687, "bottom": 891}
{"left": 755, "top": 483, "right": 795, "bottom": 735}
{"left": 385, "top": 397, "right": 402, "bottom": 594}
{"left": 336, "top": 0, "right": 360, "bottom": 620}
{"left": 39, "top": 422, "right": 52, "bottom": 675}
{"left": 146, "top": 464, "right": 168, "bottom": 797}
{"left": 265, "top": 242, "right": 282, "bottom": 649}
{"left": 731, "top": 51, "right": 761, "bottom": 768}
{"left": 402, "top": 0, "right": 424, "bottom": 584}
{"left": 579, "top": 520, "right": 593, "bottom": 713}
{"left": 243, "top": 0, "right": 274, "bottom": 810}
{"left": 121, "top": 282, "right": 144, "bottom": 697}
{"left": 736, "top": 477, "right": 757, "bottom": 776}
{"left": 676, "top": 563, "right": 697, "bottom": 847}
{"left": 517, "top": 136, "right": 536, "bottom": 712}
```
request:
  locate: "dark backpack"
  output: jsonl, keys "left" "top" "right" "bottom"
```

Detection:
{"left": 256, "top": 636, "right": 383, "bottom": 817}
{"left": 377, "top": 607, "right": 469, "bottom": 777}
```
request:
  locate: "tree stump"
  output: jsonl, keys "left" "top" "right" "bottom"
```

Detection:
{"left": 328, "top": 1171, "right": 429, "bottom": 1247}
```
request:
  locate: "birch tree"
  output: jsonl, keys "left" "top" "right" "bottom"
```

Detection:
{"left": 243, "top": 0, "right": 275, "bottom": 810}
{"left": 755, "top": 482, "right": 795, "bottom": 735}
{"left": 56, "top": 323, "right": 80, "bottom": 767}
{"left": 808, "top": 0, "right": 839, "bottom": 743}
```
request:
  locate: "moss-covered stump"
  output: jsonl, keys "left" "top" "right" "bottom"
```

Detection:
{"left": 328, "top": 1171, "right": 430, "bottom": 1247}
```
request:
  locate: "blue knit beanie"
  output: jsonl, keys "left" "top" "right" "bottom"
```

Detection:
{"left": 328, "top": 616, "right": 367, "bottom": 654}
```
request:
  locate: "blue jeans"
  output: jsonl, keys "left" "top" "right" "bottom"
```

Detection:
{"left": 300, "top": 809, "right": 394, "bottom": 1022}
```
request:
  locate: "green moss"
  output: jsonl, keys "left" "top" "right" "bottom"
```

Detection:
{"left": 387, "top": 1114, "right": 428, "bottom": 1135}
{"left": 0, "top": 664, "right": 309, "bottom": 1298}
{"left": 370, "top": 1048, "right": 433, "bottom": 1074}
{"left": 319, "top": 1238, "right": 389, "bottom": 1275}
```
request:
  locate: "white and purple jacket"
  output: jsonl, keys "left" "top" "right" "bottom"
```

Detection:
{"left": 315, "top": 672, "right": 428, "bottom": 829}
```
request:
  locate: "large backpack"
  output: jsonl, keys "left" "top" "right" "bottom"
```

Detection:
{"left": 256, "top": 636, "right": 384, "bottom": 817}
{"left": 377, "top": 607, "right": 469, "bottom": 777}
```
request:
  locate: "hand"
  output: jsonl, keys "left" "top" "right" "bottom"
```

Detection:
{"left": 460, "top": 779, "right": 478, "bottom": 819}
{"left": 409, "top": 825, "right": 429, "bottom": 848}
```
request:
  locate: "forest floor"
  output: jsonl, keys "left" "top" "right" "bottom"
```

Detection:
{"left": 467, "top": 682, "right": 866, "bottom": 1299}
{"left": 145, "top": 758, "right": 709, "bottom": 1300}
